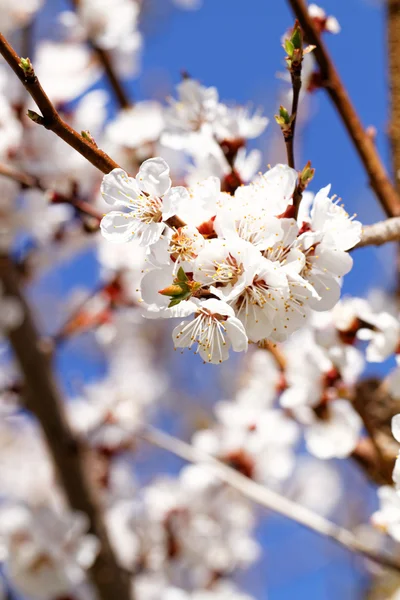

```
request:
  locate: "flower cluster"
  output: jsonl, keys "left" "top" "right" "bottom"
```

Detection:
{"left": 100, "top": 158, "right": 361, "bottom": 363}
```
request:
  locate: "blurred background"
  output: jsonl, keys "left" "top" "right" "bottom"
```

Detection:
{"left": 1, "top": 1, "right": 399, "bottom": 599}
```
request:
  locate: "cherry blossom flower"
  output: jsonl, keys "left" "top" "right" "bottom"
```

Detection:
{"left": 357, "top": 311, "right": 400, "bottom": 362}
{"left": 132, "top": 470, "right": 260, "bottom": 580}
{"left": 101, "top": 158, "right": 188, "bottom": 245}
{"left": 62, "top": 0, "right": 143, "bottom": 77}
{"left": 105, "top": 101, "right": 164, "bottom": 153}
{"left": 308, "top": 4, "right": 341, "bottom": 34}
{"left": 0, "top": 0, "right": 44, "bottom": 34}
{"left": 295, "top": 399, "right": 362, "bottom": 460}
{"left": 213, "top": 105, "right": 269, "bottom": 143}
{"left": 0, "top": 504, "right": 99, "bottom": 600}
{"left": 193, "top": 238, "right": 263, "bottom": 302}
{"left": 162, "top": 79, "right": 220, "bottom": 152}
{"left": 35, "top": 41, "right": 101, "bottom": 103}
{"left": 234, "top": 163, "right": 298, "bottom": 216}
{"left": 0, "top": 416, "right": 56, "bottom": 506}
{"left": 193, "top": 400, "right": 299, "bottom": 484}
{"left": 372, "top": 486, "right": 400, "bottom": 542}
{"left": 173, "top": 298, "right": 248, "bottom": 364}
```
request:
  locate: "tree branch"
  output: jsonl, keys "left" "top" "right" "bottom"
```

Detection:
{"left": 0, "top": 33, "right": 119, "bottom": 175}
{"left": 0, "top": 255, "right": 132, "bottom": 600}
{"left": 69, "top": 0, "right": 132, "bottom": 110}
{"left": 287, "top": 0, "right": 400, "bottom": 218}
{"left": 388, "top": 0, "right": 400, "bottom": 191}
{"left": 356, "top": 217, "right": 400, "bottom": 247}
{"left": 286, "top": 69, "right": 301, "bottom": 169}
{"left": 0, "top": 162, "right": 102, "bottom": 223}
{"left": 139, "top": 424, "right": 400, "bottom": 574}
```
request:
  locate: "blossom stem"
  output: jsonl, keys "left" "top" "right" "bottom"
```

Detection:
{"left": 0, "top": 33, "right": 120, "bottom": 175}
{"left": 287, "top": 0, "right": 400, "bottom": 217}
{"left": 69, "top": 0, "right": 132, "bottom": 110}
{"left": 0, "top": 254, "right": 133, "bottom": 600}
{"left": 140, "top": 424, "right": 400, "bottom": 573}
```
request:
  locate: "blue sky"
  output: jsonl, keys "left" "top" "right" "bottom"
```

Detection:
{"left": 34, "top": 1, "right": 393, "bottom": 598}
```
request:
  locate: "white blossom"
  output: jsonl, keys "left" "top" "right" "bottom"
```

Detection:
{"left": 0, "top": 504, "right": 98, "bottom": 600}
{"left": 372, "top": 486, "right": 400, "bottom": 542}
{"left": 173, "top": 298, "right": 248, "bottom": 364}
{"left": 101, "top": 158, "right": 188, "bottom": 245}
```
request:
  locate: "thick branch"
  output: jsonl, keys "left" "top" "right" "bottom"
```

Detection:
{"left": 0, "top": 33, "right": 119, "bottom": 175}
{"left": 0, "top": 255, "right": 132, "bottom": 600}
{"left": 356, "top": 217, "right": 400, "bottom": 247}
{"left": 388, "top": 0, "right": 400, "bottom": 192}
{"left": 140, "top": 425, "right": 400, "bottom": 574}
{"left": 70, "top": 0, "right": 131, "bottom": 110}
{"left": 287, "top": 0, "right": 400, "bottom": 217}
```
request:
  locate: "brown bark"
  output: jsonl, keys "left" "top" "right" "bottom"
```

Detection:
{"left": 0, "top": 255, "right": 132, "bottom": 600}
{"left": 388, "top": 0, "right": 400, "bottom": 190}
{"left": 69, "top": 0, "right": 132, "bottom": 110}
{"left": 287, "top": 0, "right": 400, "bottom": 217}
{"left": 0, "top": 34, "right": 119, "bottom": 175}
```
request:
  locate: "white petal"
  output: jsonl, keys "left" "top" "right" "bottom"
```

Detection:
{"left": 305, "top": 400, "right": 362, "bottom": 459}
{"left": 392, "top": 414, "right": 400, "bottom": 444}
{"left": 136, "top": 157, "right": 171, "bottom": 197}
{"left": 225, "top": 316, "right": 248, "bottom": 352}
{"left": 100, "top": 211, "right": 136, "bottom": 243}
{"left": 201, "top": 298, "right": 235, "bottom": 318}
{"left": 260, "top": 164, "right": 298, "bottom": 213}
{"left": 100, "top": 168, "right": 140, "bottom": 208}
{"left": 308, "top": 273, "right": 341, "bottom": 311}
{"left": 140, "top": 266, "right": 174, "bottom": 306}
{"left": 280, "top": 248, "right": 306, "bottom": 276}
{"left": 314, "top": 247, "right": 353, "bottom": 277}
{"left": 162, "top": 186, "right": 190, "bottom": 220}
{"left": 310, "top": 185, "right": 332, "bottom": 229}
{"left": 139, "top": 222, "right": 165, "bottom": 247}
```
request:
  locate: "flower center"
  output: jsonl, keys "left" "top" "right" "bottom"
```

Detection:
{"left": 169, "top": 230, "right": 198, "bottom": 262}
{"left": 213, "top": 253, "right": 244, "bottom": 285}
{"left": 131, "top": 194, "right": 163, "bottom": 224}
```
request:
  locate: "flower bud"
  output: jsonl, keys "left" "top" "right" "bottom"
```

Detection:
{"left": 159, "top": 284, "right": 184, "bottom": 297}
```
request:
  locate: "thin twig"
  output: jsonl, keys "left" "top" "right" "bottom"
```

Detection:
{"left": 69, "top": 0, "right": 132, "bottom": 110}
{"left": 286, "top": 72, "right": 301, "bottom": 169}
{"left": 0, "top": 160, "right": 185, "bottom": 230}
{"left": 0, "top": 33, "right": 119, "bottom": 175}
{"left": 139, "top": 424, "right": 400, "bottom": 573}
{"left": 287, "top": 0, "right": 400, "bottom": 218}
{"left": 0, "top": 255, "right": 132, "bottom": 600}
{"left": 0, "top": 162, "right": 102, "bottom": 223}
